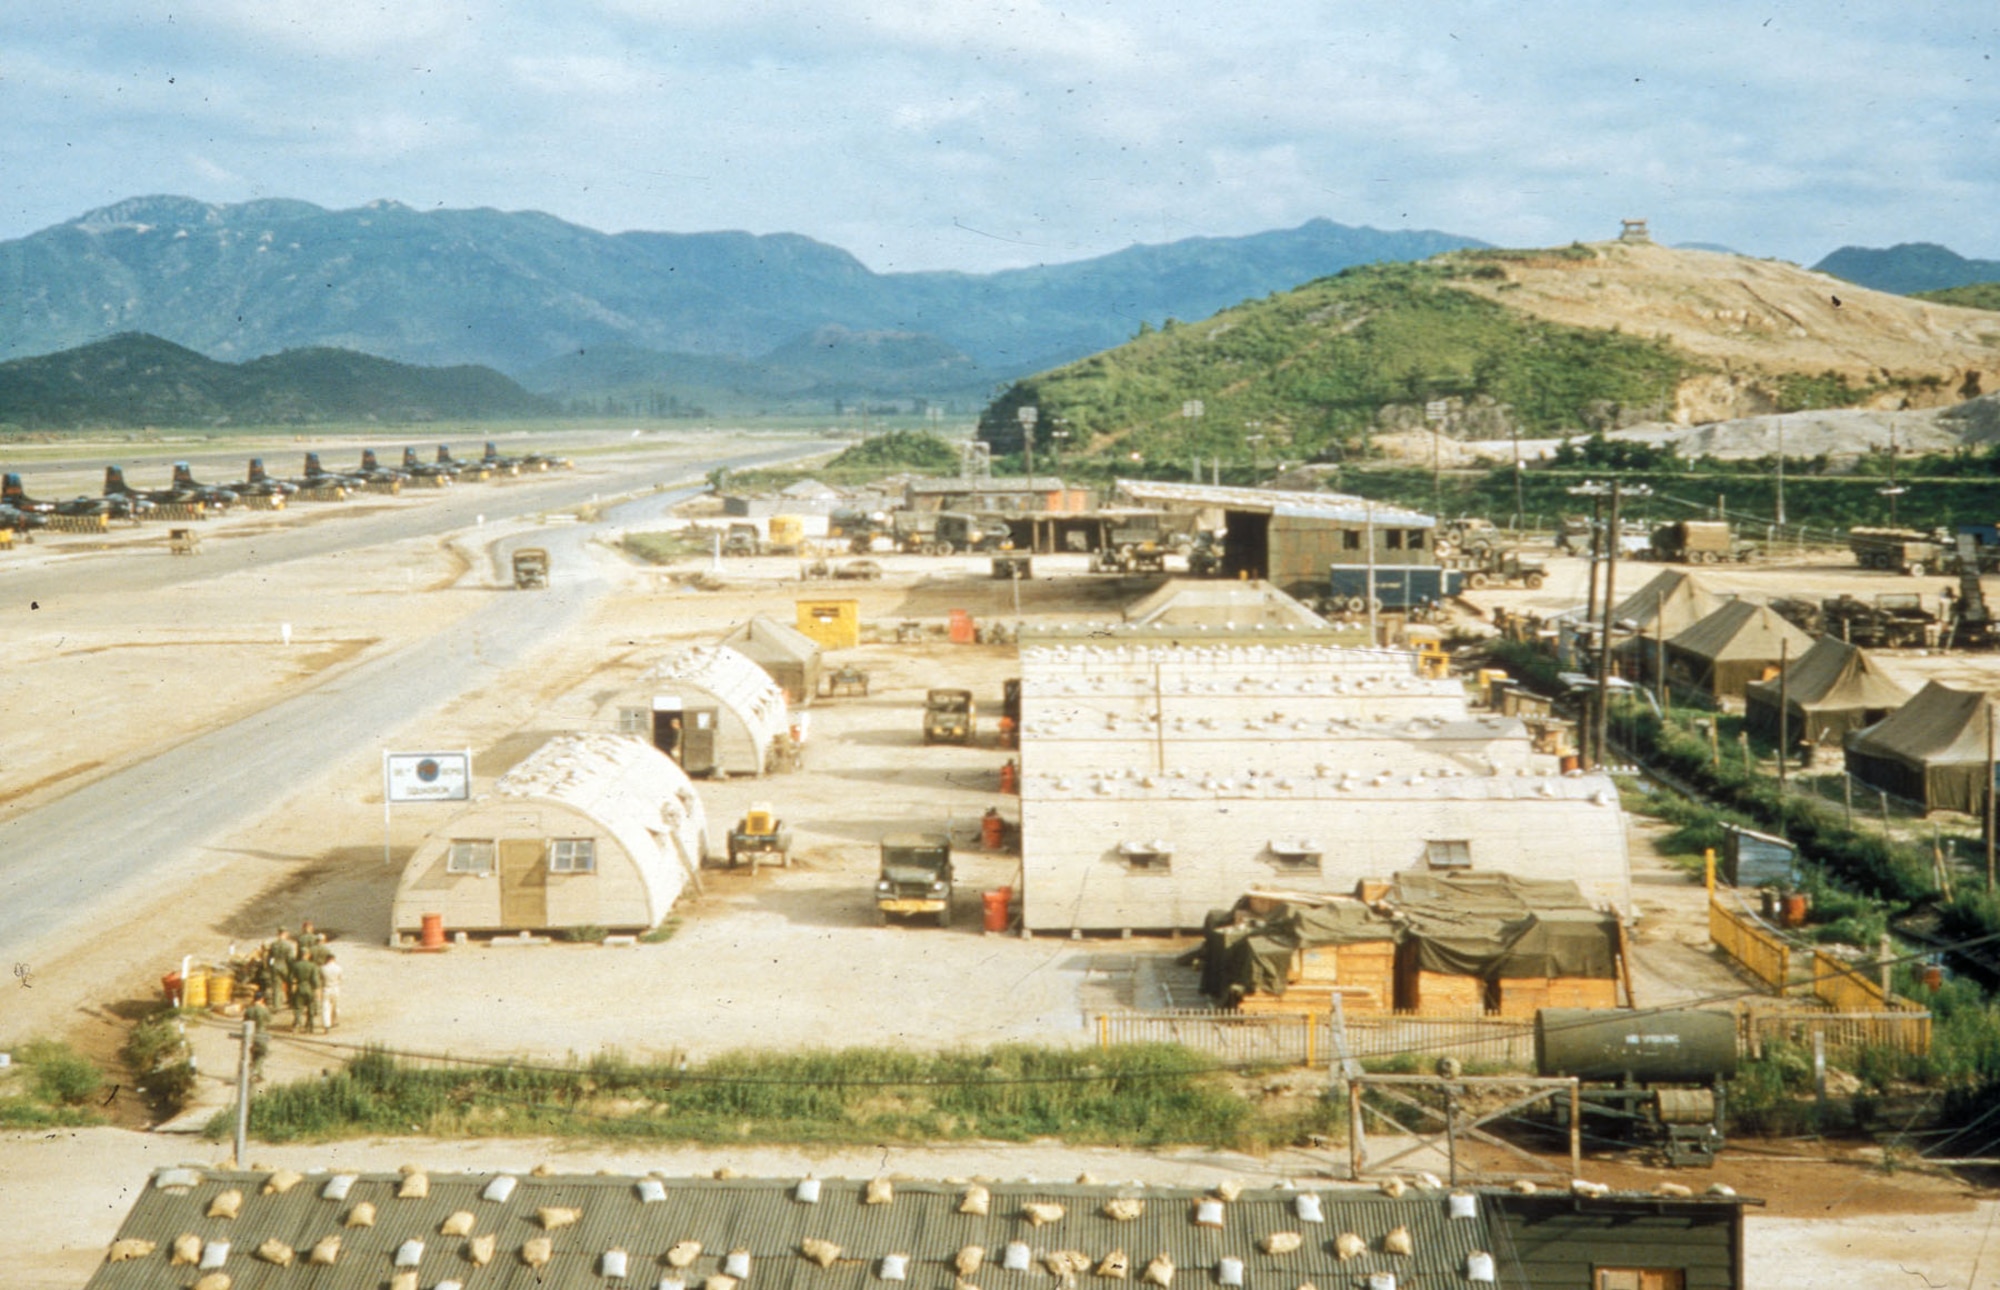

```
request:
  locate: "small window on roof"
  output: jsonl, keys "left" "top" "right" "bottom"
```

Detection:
{"left": 1118, "top": 841, "right": 1173, "bottom": 873}
{"left": 447, "top": 840, "right": 496, "bottom": 875}
{"left": 548, "top": 839, "right": 596, "bottom": 873}
{"left": 1425, "top": 839, "right": 1472, "bottom": 869}
{"left": 1268, "top": 841, "right": 1323, "bottom": 873}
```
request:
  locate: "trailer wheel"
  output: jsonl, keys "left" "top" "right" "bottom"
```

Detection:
{"left": 1525, "top": 572, "right": 1546, "bottom": 589}
{"left": 1906, "top": 561, "right": 1926, "bottom": 577}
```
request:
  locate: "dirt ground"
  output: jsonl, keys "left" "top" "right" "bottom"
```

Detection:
{"left": 6, "top": 481, "right": 2000, "bottom": 1286}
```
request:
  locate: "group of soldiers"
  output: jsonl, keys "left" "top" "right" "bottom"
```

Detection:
{"left": 240, "top": 921, "right": 342, "bottom": 1077}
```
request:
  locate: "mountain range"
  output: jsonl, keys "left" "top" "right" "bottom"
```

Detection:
{"left": 0, "top": 196, "right": 1485, "bottom": 409}
{"left": 1812, "top": 242, "right": 2000, "bottom": 295}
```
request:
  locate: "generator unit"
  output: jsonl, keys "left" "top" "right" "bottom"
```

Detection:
{"left": 1536, "top": 1008, "right": 1737, "bottom": 1167}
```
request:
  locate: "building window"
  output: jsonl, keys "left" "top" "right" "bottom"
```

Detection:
{"left": 1386, "top": 529, "right": 1405, "bottom": 550}
{"left": 1595, "top": 1271, "right": 1685, "bottom": 1290}
{"left": 1424, "top": 839, "right": 1472, "bottom": 869}
{"left": 548, "top": 839, "right": 596, "bottom": 873}
{"left": 1409, "top": 529, "right": 1426, "bottom": 549}
{"left": 617, "top": 708, "right": 649, "bottom": 735}
{"left": 1118, "top": 841, "right": 1173, "bottom": 873}
{"left": 1342, "top": 529, "right": 1361, "bottom": 551}
{"left": 447, "top": 840, "right": 496, "bottom": 875}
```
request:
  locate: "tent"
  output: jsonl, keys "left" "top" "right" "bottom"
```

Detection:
{"left": 1743, "top": 636, "right": 1910, "bottom": 748}
{"left": 1844, "top": 681, "right": 1998, "bottom": 814}
{"left": 720, "top": 614, "right": 824, "bottom": 705}
{"left": 1614, "top": 569, "right": 1728, "bottom": 653}
{"left": 1662, "top": 598, "right": 1814, "bottom": 701}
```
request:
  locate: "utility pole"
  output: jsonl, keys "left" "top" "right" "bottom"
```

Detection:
{"left": 1777, "top": 637, "right": 1790, "bottom": 832}
{"left": 1987, "top": 699, "right": 1996, "bottom": 891}
{"left": 1776, "top": 414, "right": 1787, "bottom": 530}
{"left": 233, "top": 1017, "right": 255, "bottom": 1166}
{"left": 1594, "top": 481, "right": 1623, "bottom": 770}
{"left": 1016, "top": 405, "right": 1038, "bottom": 480}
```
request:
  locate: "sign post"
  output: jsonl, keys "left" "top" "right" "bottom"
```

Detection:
{"left": 381, "top": 749, "right": 472, "bottom": 868}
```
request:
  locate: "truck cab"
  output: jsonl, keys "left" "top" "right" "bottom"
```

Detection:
{"left": 511, "top": 547, "right": 550, "bottom": 588}
{"left": 922, "top": 689, "right": 976, "bottom": 744}
{"left": 722, "top": 523, "right": 762, "bottom": 557}
{"left": 875, "top": 832, "right": 954, "bottom": 926}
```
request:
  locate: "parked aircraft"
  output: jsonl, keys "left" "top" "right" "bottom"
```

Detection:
{"left": 356, "top": 449, "right": 409, "bottom": 485}
{"left": 106, "top": 465, "right": 224, "bottom": 509}
{"left": 229, "top": 459, "right": 299, "bottom": 498}
{"left": 480, "top": 441, "right": 525, "bottom": 475}
{"left": 5, "top": 471, "right": 149, "bottom": 518}
{"left": 293, "top": 452, "right": 367, "bottom": 491}
{"left": 434, "top": 444, "right": 487, "bottom": 478}
{"left": 0, "top": 498, "right": 50, "bottom": 530}
{"left": 169, "top": 462, "right": 240, "bottom": 507}
{"left": 400, "top": 446, "right": 457, "bottom": 482}
{"left": 521, "top": 448, "right": 575, "bottom": 471}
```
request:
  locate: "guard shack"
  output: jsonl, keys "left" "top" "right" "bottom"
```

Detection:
{"left": 796, "top": 597, "right": 861, "bottom": 650}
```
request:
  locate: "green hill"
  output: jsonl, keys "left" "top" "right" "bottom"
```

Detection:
{"left": 977, "top": 254, "right": 1693, "bottom": 466}
{"left": 1915, "top": 282, "right": 2000, "bottom": 312}
{"left": 0, "top": 333, "right": 556, "bottom": 429}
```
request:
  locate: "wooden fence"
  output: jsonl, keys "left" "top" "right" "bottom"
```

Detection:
{"left": 1744, "top": 1007, "right": 1932, "bottom": 1058}
{"left": 1709, "top": 897, "right": 1792, "bottom": 993}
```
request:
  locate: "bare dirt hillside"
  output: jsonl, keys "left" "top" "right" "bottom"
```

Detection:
{"left": 1447, "top": 240, "right": 2000, "bottom": 421}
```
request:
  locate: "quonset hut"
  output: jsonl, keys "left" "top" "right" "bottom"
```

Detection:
{"left": 602, "top": 645, "right": 791, "bottom": 777}
{"left": 391, "top": 733, "right": 707, "bottom": 937}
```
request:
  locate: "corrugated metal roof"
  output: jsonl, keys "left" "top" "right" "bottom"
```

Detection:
{"left": 85, "top": 1172, "right": 1519, "bottom": 1290}
{"left": 1115, "top": 480, "right": 1434, "bottom": 528}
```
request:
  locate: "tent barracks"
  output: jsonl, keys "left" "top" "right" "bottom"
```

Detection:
{"left": 1661, "top": 598, "right": 1814, "bottom": 702}
{"left": 720, "top": 614, "right": 824, "bottom": 705}
{"left": 1844, "top": 680, "right": 1999, "bottom": 814}
{"left": 1743, "top": 635, "right": 1911, "bottom": 749}
{"left": 391, "top": 733, "right": 708, "bottom": 937}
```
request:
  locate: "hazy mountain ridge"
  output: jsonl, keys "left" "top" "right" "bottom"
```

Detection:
{"left": 1814, "top": 242, "right": 2000, "bottom": 295}
{"left": 0, "top": 197, "right": 1487, "bottom": 399}
{"left": 0, "top": 332, "right": 554, "bottom": 428}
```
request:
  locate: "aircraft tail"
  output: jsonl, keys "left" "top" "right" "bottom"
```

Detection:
{"left": 437, "top": 445, "right": 453, "bottom": 463}
{"left": 305, "top": 452, "right": 326, "bottom": 478}
{"left": 2, "top": 473, "right": 23, "bottom": 504}
{"left": 173, "top": 462, "right": 197, "bottom": 489}
{"left": 485, "top": 441, "right": 500, "bottom": 459}
{"left": 403, "top": 446, "right": 421, "bottom": 468}
{"left": 362, "top": 448, "right": 382, "bottom": 472}
{"left": 248, "top": 458, "right": 269, "bottom": 482}
{"left": 105, "top": 465, "right": 129, "bottom": 495}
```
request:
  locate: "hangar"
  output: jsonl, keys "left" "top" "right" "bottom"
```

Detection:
{"left": 390, "top": 733, "right": 707, "bottom": 936}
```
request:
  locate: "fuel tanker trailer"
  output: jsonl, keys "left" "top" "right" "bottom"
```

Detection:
{"left": 1536, "top": 1008, "right": 1737, "bottom": 1168}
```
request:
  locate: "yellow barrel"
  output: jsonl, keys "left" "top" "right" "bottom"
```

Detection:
{"left": 208, "top": 973, "right": 234, "bottom": 1007}
{"left": 182, "top": 969, "right": 209, "bottom": 1009}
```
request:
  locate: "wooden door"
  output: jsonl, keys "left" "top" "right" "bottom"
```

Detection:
{"left": 498, "top": 839, "right": 547, "bottom": 929}
{"left": 681, "top": 707, "right": 718, "bottom": 774}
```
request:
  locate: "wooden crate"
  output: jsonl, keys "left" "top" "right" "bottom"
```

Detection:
{"left": 1409, "top": 971, "right": 1485, "bottom": 1016}
{"left": 1497, "top": 976, "right": 1618, "bottom": 1018}
{"left": 1239, "top": 983, "right": 1386, "bottom": 1016}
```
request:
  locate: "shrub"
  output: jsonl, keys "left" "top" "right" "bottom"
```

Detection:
{"left": 18, "top": 1039, "right": 105, "bottom": 1106}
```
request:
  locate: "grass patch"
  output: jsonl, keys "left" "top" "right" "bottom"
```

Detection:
{"left": 215, "top": 1043, "right": 1299, "bottom": 1148}
{"left": 640, "top": 918, "right": 683, "bottom": 945}
{"left": 122, "top": 1007, "right": 199, "bottom": 1118}
{"left": 0, "top": 1039, "right": 110, "bottom": 1128}
{"left": 621, "top": 531, "right": 712, "bottom": 565}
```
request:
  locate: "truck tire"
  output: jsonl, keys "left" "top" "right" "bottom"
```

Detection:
{"left": 1467, "top": 572, "right": 1490, "bottom": 589}
{"left": 1906, "top": 561, "right": 1926, "bottom": 577}
{"left": 935, "top": 540, "right": 954, "bottom": 557}
{"left": 1525, "top": 572, "right": 1546, "bottom": 589}
{"left": 921, "top": 541, "right": 940, "bottom": 557}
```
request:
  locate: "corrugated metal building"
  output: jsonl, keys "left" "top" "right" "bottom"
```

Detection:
{"left": 83, "top": 1170, "right": 1748, "bottom": 1290}
{"left": 601, "top": 646, "right": 792, "bottom": 777}
{"left": 1114, "top": 480, "right": 1437, "bottom": 599}
{"left": 390, "top": 734, "right": 707, "bottom": 936}
{"left": 1018, "top": 770, "right": 1632, "bottom": 934}
{"left": 721, "top": 615, "right": 825, "bottom": 706}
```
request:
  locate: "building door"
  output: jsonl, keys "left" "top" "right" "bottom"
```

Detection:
{"left": 651, "top": 710, "right": 682, "bottom": 758}
{"left": 680, "top": 707, "right": 719, "bottom": 774}
{"left": 498, "top": 839, "right": 548, "bottom": 928}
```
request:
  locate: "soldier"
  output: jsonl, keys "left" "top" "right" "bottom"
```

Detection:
{"left": 267, "top": 927, "right": 299, "bottom": 1007}
{"left": 297, "top": 919, "right": 323, "bottom": 961}
{"left": 243, "top": 989, "right": 274, "bottom": 1081}
{"left": 290, "top": 954, "right": 323, "bottom": 1034}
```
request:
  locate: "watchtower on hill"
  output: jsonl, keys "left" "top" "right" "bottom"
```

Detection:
{"left": 1619, "top": 218, "right": 1652, "bottom": 243}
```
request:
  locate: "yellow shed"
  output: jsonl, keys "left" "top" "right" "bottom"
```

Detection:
{"left": 796, "top": 597, "right": 860, "bottom": 650}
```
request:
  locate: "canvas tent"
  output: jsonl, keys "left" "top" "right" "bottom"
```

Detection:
{"left": 1662, "top": 598, "right": 1813, "bottom": 701}
{"left": 605, "top": 645, "right": 790, "bottom": 776}
{"left": 719, "top": 614, "right": 823, "bottom": 705}
{"left": 1615, "top": 568, "right": 1728, "bottom": 641}
{"left": 391, "top": 733, "right": 707, "bottom": 936}
{"left": 1844, "top": 681, "right": 1999, "bottom": 814}
{"left": 1743, "top": 635, "right": 1910, "bottom": 748}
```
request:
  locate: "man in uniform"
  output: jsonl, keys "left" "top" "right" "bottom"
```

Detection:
{"left": 267, "top": 927, "right": 298, "bottom": 1007}
{"left": 290, "top": 953, "right": 323, "bottom": 1033}
{"left": 243, "top": 988, "right": 274, "bottom": 1081}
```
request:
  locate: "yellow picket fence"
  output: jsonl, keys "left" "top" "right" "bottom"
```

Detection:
{"left": 1709, "top": 898, "right": 1792, "bottom": 993}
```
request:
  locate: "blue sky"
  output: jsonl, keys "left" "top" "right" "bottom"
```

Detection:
{"left": 4, "top": 1, "right": 1996, "bottom": 273}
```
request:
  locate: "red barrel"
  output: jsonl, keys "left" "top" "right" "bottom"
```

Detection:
{"left": 999, "top": 760, "right": 1019, "bottom": 795}
{"left": 982, "top": 888, "right": 1012, "bottom": 933}
{"left": 949, "top": 609, "right": 976, "bottom": 644}
{"left": 981, "top": 809, "right": 1005, "bottom": 851}
{"left": 1923, "top": 965, "right": 1945, "bottom": 990}
{"left": 420, "top": 912, "right": 446, "bottom": 949}
{"left": 161, "top": 971, "right": 183, "bottom": 1003}
{"left": 1781, "top": 892, "right": 1809, "bottom": 928}
{"left": 1559, "top": 754, "right": 1582, "bottom": 774}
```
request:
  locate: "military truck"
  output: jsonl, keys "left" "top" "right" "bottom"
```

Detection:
{"left": 511, "top": 547, "right": 550, "bottom": 588}
{"left": 1461, "top": 547, "right": 1547, "bottom": 590}
{"left": 1849, "top": 526, "right": 1950, "bottom": 575}
{"left": 1648, "top": 520, "right": 1753, "bottom": 564}
{"left": 1820, "top": 593, "right": 1937, "bottom": 648}
{"left": 1088, "top": 512, "right": 1175, "bottom": 573}
{"left": 875, "top": 832, "right": 954, "bottom": 926}
{"left": 922, "top": 689, "right": 976, "bottom": 744}
{"left": 722, "top": 523, "right": 762, "bottom": 557}
{"left": 934, "top": 510, "right": 1007, "bottom": 555}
